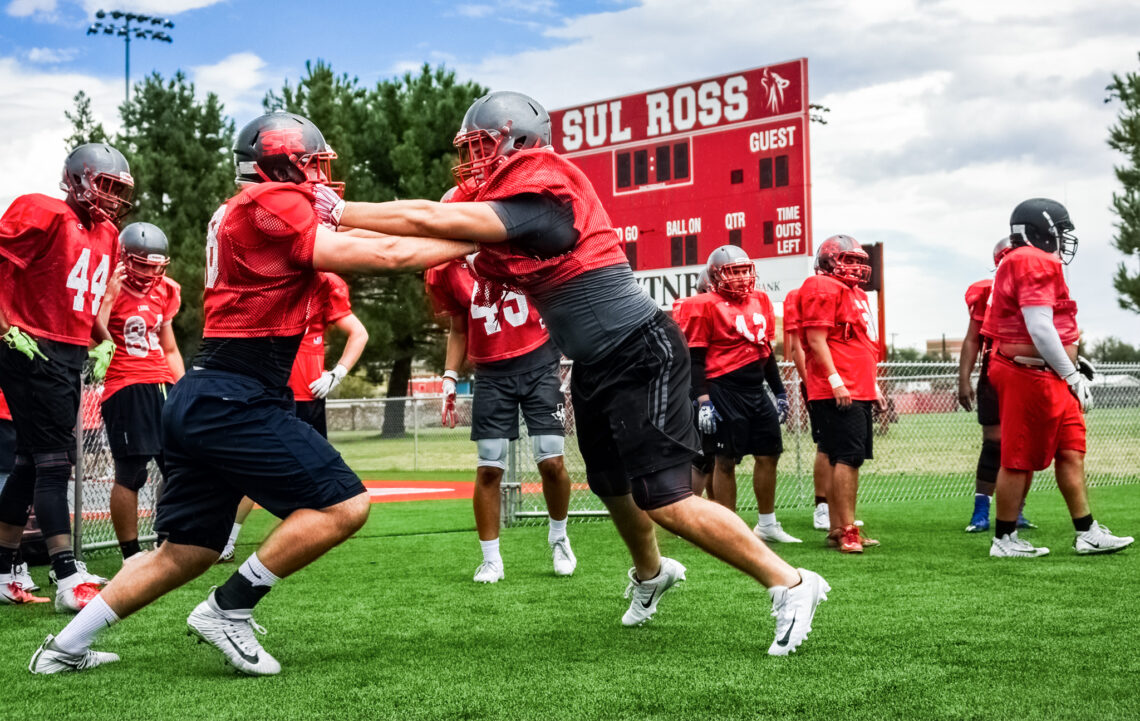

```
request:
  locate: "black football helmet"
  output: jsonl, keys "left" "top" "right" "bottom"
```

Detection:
{"left": 1009, "top": 198, "right": 1077, "bottom": 264}
{"left": 706, "top": 245, "right": 756, "bottom": 301}
{"left": 60, "top": 143, "right": 134, "bottom": 224}
{"left": 119, "top": 222, "right": 170, "bottom": 293}
{"left": 453, "top": 91, "right": 551, "bottom": 193}
{"left": 233, "top": 111, "right": 342, "bottom": 196}
{"left": 815, "top": 234, "right": 871, "bottom": 286}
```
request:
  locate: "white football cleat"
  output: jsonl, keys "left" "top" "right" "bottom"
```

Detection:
{"left": 49, "top": 560, "right": 107, "bottom": 587}
{"left": 29, "top": 634, "right": 119, "bottom": 674}
{"left": 1074, "top": 522, "right": 1134, "bottom": 555}
{"left": 550, "top": 537, "right": 577, "bottom": 577}
{"left": 754, "top": 521, "right": 803, "bottom": 544}
{"left": 12, "top": 562, "right": 38, "bottom": 592}
{"left": 812, "top": 503, "right": 829, "bottom": 531}
{"left": 54, "top": 572, "right": 101, "bottom": 613}
{"left": 622, "top": 557, "right": 686, "bottom": 627}
{"left": 0, "top": 573, "right": 49, "bottom": 604}
{"left": 187, "top": 593, "right": 281, "bottom": 676}
{"left": 990, "top": 532, "right": 1049, "bottom": 558}
{"left": 768, "top": 568, "right": 830, "bottom": 656}
{"left": 473, "top": 561, "right": 504, "bottom": 584}
{"left": 217, "top": 545, "right": 236, "bottom": 564}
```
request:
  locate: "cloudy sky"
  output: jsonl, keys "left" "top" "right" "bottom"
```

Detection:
{"left": 2, "top": 0, "right": 1138, "bottom": 349}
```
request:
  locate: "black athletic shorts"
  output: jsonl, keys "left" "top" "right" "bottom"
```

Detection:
{"left": 156, "top": 369, "right": 365, "bottom": 552}
{"left": 976, "top": 353, "right": 999, "bottom": 427}
{"left": 295, "top": 399, "right": 327, "bottom": 438}
{"left": 800, "top": 382, "right": 823, "bottom": 446}
{"left": 708, "top": 378, "right": 783, "bottom": 459}
{"left": 0, "top": 340, "right": 85, "bottom": 454}
{"left": 810, "top": 398, "right": 873, "bottom": 468}
{"left": 572, "top": 311, "right": 698, "bottom": 502}
{"left": 471, "top": 357, "right": 565, "bottom": 441}
{"left": 0, "top": 420, "right": 15, "bottom": 474}
{"left": 101, "top": 383, "right": 168, "bottom": 459}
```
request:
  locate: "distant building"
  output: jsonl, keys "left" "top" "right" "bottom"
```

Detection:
{"left": 926, "top": 337, "right": 964, "bottom": 361}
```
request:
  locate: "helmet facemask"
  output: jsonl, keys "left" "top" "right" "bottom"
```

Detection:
{"left": 68, "top": 165, "right": 134, "bottom": 224}
{"left": 714, "top": 260, "right": 757, "bottom": 301}
{"left": 122, "top": 250, "right": 169, "bottom": 293}
{"left": 830, "top": 250, "right": 872, "bottom": 286}
{"left": 452, "top": 126, "right": 509, "bottom": 193}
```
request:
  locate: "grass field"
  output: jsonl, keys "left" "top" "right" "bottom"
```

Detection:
{"left": 4, "top": 482, "right": 1139, "bottom": 720}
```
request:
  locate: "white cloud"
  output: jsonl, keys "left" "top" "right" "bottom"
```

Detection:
{"left": 456, "top": 4, "right": 493, "bottom": 18}
{"left": 25, "top": 47, "right": 78, "bottom": 63}
{"left": 455, "top": 0, "right": 1140, "bottom": 346}
{"left": 79, "top": 0, "right": 226, "bottom": 14}
{"left": 190, "top": 51, "right": 269, "bottom": 120}
{"left": 6, "top": 0, "right": 56, "bottom": 17}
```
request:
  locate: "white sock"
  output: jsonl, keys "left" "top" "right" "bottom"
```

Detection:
{"left": 225, "top": 523, "right": 242, "bottom": 549}
{"left": 238, "top": 552, "right": 279, "bottom": 589}
{"left": 54, "top": 595, "right": 119, "bottom": 655}
{"left": 758, "top": 512, "right": 776, "bottom": 527}
{"left": 479, "top": 538, "right": 501, "bottom": 566}
{"left": 548, "top": 517, "right": 567, "bottom": 543}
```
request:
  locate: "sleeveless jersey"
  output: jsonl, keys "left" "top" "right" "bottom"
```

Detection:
{"left": 469, "top": 148, "right": 628, "bottom": 295}
{"left": 102, "top": 276, "right": 181, "bottom": 401}
{"left": 289, "top": 272, "right": 353, "bottom": 401}
{"left": 798, "top": 274, "right": 880, "bottom": 401}
{"left": 981, "top": 246, "right": 1078, "bottom": 346}
{"left": 674, "top": 290, "right": 775, "bottom": 379}
{"left": 0, "top": 193, "right": 119, "bottom": 345}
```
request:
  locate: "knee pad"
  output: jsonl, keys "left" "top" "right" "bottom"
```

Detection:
{"left": 0, "top": 455, "right": 35, "bottom": 526}
{"left": 32, "top": 450, "right": 75, "bottom": 538}
{"left": 977, "top": 438, "right": 1001, "bottom": 484}
{"left": 476, "top": 438, "right": 509, "bottom": 470}
{"left": 114, "top": 456, "right": 151, "bottom": 492}
{"left": 630, "top": 462, "right": 693, "bottom": 511}
{"left": 531, "top": 434, "right": 564, "bottom": 464}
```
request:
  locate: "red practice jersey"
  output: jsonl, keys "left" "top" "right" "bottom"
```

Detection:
{"left": 981, "top": 246, "right": 1079, "bottom": 346}
{"left": 798, "top": 274, "right": 880, "bottom": 401}
{"left": 289, "top": 272, "right": 353, "bottom": 401}
{"left": 0, "top": 389, "right": 10, "bottom": 422}
{"left": 203, "top": 183, "right": 320, "bottom": 338}
{"left": 425, "top": 259, "right": 550, "bottom": 365}
{"left": 783, "top": 287, "right": 801, "bottom": 337}
{"left": 965, "top": 279, "right": 993, "bottom": 325}
{"left": 0, "top": 194, "right": 119, "bottom": 345}
{"left": 102, "top": 277, "right": 181, "bottom": 401}
{"left": 674, "top": 290, "right": 775, "bottom": 379}
{"left": 469, "top": 148, "right": 628, "bottom": 295}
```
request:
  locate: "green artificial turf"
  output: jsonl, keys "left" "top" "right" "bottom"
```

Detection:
{"left": 3, "top": 485, "right": 1139, "bottom": 721}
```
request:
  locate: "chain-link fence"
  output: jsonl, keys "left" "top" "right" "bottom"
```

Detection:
{"left": 71, "top": 362, "right": 1140, "bottom": 547}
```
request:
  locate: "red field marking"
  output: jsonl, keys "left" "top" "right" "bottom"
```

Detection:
{"left": 520, "top": 482, "right": 590, "bottom": 495}
{"left": 362, "top": 480, "right": 472, "bottom": 504}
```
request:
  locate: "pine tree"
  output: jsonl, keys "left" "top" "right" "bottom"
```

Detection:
{"left": 63, "top": 90, "right": 108, "bottom": 149}
{"left": 1107, "top": 53, "right": 1140, "bottom": 314}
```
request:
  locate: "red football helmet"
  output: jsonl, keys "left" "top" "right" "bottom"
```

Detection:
{"left": 706, "top": 245, "right": 756, "bottom": 301}
{"left": 993, "top": 235, "right": 1013, "bottom": 266}
{"left": 815, "top": 235, "right": 871, "bottom": 286}
{"left": 452, "top": 91, "right": 551, "bottom": 193}
{"left": 233, "top": 112, "right": 343, "bottom": 196}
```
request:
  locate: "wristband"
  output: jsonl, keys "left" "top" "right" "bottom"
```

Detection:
{"left": 443, "top": 369, "right": 460, "bottom": 382}
{"left": 828, "top": 373, "right": 844, "bottom": 389}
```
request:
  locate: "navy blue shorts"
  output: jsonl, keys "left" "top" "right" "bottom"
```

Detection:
{"left": 156, "top": 370, "right": 365, "bottom": 552}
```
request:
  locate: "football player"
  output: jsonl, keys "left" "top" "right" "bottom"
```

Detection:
{"left": 783, "top": 285, "right": 833, "bottom": 531}
{"left": 674, "top": 246, "right": 798, "bottom": 543}
{"left": 982, "top": 198, "right": 1132, "bottom": 557}
{"left": 0, "top": 143, "right": 132, "bottom": 611}
{"left": 218, "top": 271, "right": 368, "bottom": 563}
{"left": 956, "top": 237, "right": 1035, "bottom": 533}
{"left": 427, "top": 249, "right": 574, "bottom": 583}
{"left": 31, "top": 111, "right": 476, "bottom": 675}
{"left": 97, "top": 222, "right": 184, "bottom": 562}
{"left": 316, "top": 91, "right": 829, "bottom": 656}
{"left": 671, "top": 270, "right": 715, "bottom": 499}
{"left": 799, "top": 235, "right": 885, "bottom": 553}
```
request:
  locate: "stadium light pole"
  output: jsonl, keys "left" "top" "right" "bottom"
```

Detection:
{"left": 85, "top": 9, "right": 174, "bottom": 103}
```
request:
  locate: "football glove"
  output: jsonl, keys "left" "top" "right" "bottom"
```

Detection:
{"left": 312, "top": 183, "right": 345, "bottom": 228}
{"left": 1063, "top": 369, "right": 1093, "bottom": 413}
{"left": 88, "top": 340, "right": 115, "bottom": 382}
{"left": 775, "top": 392, "right": 790, "bottom": 424}
{"left": 309, "top": 364, "right": 348, "bottom": 399}
{"left": 441, "top": 371, "right": 459, "bottom": 428}
{"left": 3, "top": 326, "right": 47, "bottom": 361}
{"left": 697, "top": 400, "right": 721, "bottom": 436}
{"left": 1077, "top": 355, "right": 1096, "bottom": 381}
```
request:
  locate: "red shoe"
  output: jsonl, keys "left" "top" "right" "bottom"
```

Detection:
{"left": 1, "top": 581, "right": 50, "bottom": 604}
{"left": 55, "top": 581, "right": 101, "bottom": 613}
{"left": 838, "top": 525, "right": 864, "bottom": 554}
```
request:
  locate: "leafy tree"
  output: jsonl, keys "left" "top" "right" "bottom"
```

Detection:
{"left": 63, "top": 90, "right": 107, "bottom": 149}
{"left": 267, "top": 62, "right": 485, "bottom": 434}
{"left": 1107, "top": 54, "right": 1140, "bottom": 314}
{"left": 888, "top": 346, "right": 923, "bottom": 362}
{"left": 116, "top": 72, "right": 235, "bottom": 357}
{"left": 1088, "top": 336, "right": 1140, "bottom": 363}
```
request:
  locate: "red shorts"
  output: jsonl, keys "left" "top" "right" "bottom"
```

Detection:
{"left": 288, "top": 352, "right": 323, "bottom": 402}
{"left": 988, "top": 353, "right": 1085, "bottom": 472}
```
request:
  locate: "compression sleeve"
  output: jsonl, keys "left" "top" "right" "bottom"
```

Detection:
{"left": 1021, "top": 305, "right": 1077, "bottom": 379}
{"left": 486, "top": 193, "right": 578, "bottom": 259}
{"left": 763, "top": 353, "right": 785, "bottom": 396}
{"left": 690, "top": 347, "right": 710, "bottom": 397}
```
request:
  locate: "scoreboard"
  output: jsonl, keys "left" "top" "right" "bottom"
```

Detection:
{"left": 550, "top": 58, "right": 813, "bottom": 306}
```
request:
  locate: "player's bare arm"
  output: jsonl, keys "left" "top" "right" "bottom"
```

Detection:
{"left": 334, "top": 196, "right": 509, "bottom": 244}
{"left": 311, "top": 224, "right": 476, "bottom": 274}
{"left": 445, "top": 314, "right": 469, "bottom": 374}
{"left": 804, "top": 327, "right": 850, "bottom": 408}
{"left": 957, "top": 317, "right": 983, "bottom": 411}
{"left": 159, "top": 324, "right": 185, "bottom": 381}
{"left": 331, "top": 313, "right": 368, "bottom": 374}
